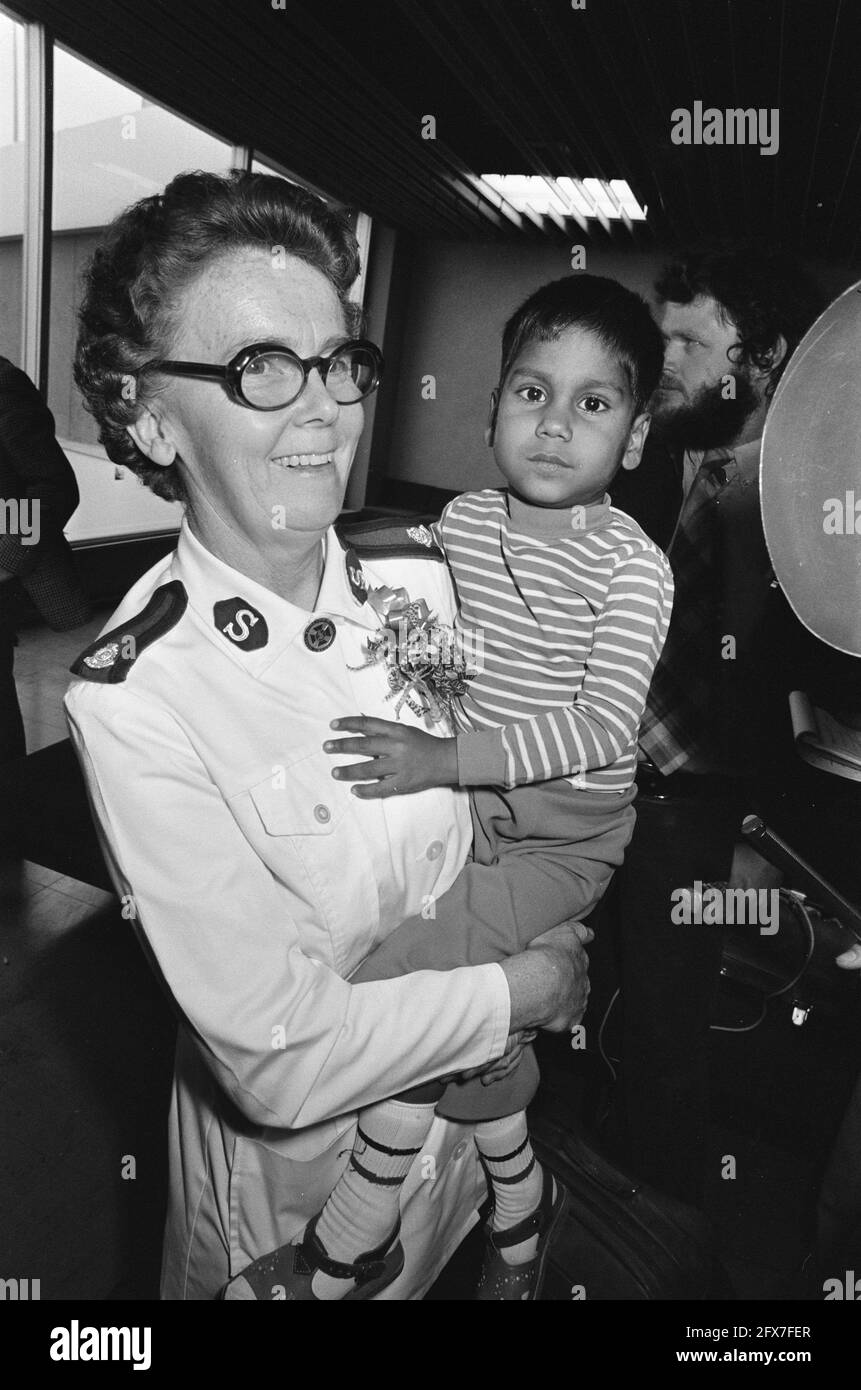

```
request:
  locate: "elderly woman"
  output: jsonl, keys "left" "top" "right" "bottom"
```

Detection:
{"left": 64, "top": 170, "right": 589, "bottom": 1300}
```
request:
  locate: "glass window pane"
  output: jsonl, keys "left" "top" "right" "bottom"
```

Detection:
{"left": 0, "top": 10, "right": 26, "bottom": 363}
{"left": 48, "top": 46, "right": 233, "bottom": 453}
{"left": 252, "top": 152, "right": 359, "bottom": 233}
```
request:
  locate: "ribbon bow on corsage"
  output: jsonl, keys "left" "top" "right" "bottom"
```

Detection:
{"left": 352, "top": 584, "right": 479, "bottom": 722}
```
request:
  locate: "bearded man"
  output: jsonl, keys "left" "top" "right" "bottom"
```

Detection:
{"left": 604, "top": 246, "right": 824, "bottom": 1206}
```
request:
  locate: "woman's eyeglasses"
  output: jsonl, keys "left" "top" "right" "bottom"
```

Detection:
{"left": 153, "top": 339, "right": 383, "bottom": 411}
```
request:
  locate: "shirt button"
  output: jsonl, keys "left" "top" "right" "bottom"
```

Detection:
{"left": 313, "top": 804, "right": 331, "bottom": 824}
{"left": 426, "top": 840, "right": 444, "bottom": 861}
{"left": 452, "top": 1141, "right": 468, "bottom": 1160}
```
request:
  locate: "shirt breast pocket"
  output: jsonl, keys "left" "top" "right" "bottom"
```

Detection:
{"left": 248, "top": 748, "right": 347, "bottom": 837}
{"left": 247, "top": 750, "right": 379, "bottom": 973}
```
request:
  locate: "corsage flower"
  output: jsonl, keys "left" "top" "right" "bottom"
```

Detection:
{"left": 352, "top": 584, "right": 480, "bottom": 722}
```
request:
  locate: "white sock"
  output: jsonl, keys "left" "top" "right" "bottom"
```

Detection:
{"left": 311, "top": 1097, "right": 436, "bottom": 1299}
{"left": 475, "top": 1112, "right": 545, "bottom": 1265}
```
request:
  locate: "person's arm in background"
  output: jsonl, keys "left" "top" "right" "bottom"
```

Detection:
{"left": 65, "top": 684, "right": 587, "bottom": 1132}
{"left": 0, "top": 360, "right": 80, "bottom": 581}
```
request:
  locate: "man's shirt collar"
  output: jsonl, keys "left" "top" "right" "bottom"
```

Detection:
{"left": 683, "top": 436, "right": 762, "bottom": 497}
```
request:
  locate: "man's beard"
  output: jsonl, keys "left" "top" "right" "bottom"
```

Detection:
{"left": 650, "top": 372, "right": 760, "bottom": 450}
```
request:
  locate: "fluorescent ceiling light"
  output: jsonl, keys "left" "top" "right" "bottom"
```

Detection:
{"left": 609, "top": 179, "right": 647, "bottom": 219}
{"left": 581, "top": 178, "right": 619, "bottom": 218}
{"left": 481, "top": 174, "right": 647, "bottom": 221}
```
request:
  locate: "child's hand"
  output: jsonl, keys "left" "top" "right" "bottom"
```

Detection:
{"left": 323, "top": 716, "right": 459, "bottom": 798}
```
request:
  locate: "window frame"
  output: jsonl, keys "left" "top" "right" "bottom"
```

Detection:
{"left": 1, "top": 7, "right": 376, "bottom": 491}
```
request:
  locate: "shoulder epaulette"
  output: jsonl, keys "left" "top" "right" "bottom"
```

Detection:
{"left": 70, "top": 580, "right": 187, "bottom": 684}
{"left": 336, "top": 514, "right": 444, "bottom": 561}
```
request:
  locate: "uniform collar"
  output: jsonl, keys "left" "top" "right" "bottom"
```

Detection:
{"left": 172, "top": 519, "right": 379, "bottom": 675}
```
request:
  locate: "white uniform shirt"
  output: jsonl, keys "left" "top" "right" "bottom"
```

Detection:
{"left": 64, "top": 519, "right": 511, "bottom": 1300}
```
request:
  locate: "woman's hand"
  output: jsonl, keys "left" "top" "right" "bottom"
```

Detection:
{"left": 456, "top": 1030, "right": 538, "bottom": 1086}
{"left": 502, "top": 920, "right": 593, "bottom": 1035}
{"left": 324, "top": 716, "right": 459, "bottom": 798}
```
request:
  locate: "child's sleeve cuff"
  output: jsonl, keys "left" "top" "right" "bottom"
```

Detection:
{"left": 455, "top": 728, "right": 508, "bottom": 787}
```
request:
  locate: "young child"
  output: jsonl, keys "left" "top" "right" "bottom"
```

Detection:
{"left": 224, "top": 274, "right": 674, "bottom": 1302}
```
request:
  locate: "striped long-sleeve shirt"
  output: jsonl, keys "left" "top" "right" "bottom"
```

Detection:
{"left": 435, "top": 489, "right": 674, "bottom": 793}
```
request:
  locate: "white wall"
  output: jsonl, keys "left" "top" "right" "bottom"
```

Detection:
{"left": 380, "top": 238, "right": 861, "bottom": 496}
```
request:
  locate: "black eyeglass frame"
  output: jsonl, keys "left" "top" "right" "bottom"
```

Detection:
{"left": 153, "top": 338, "right": 384, "bottom": 411}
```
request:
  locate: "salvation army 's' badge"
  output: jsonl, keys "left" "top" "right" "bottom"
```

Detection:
{"left": 83, "top": 641, "right": 120, "bottom": 670}
{"left": 213, "top": 598, "right": 269, "bottom": 651}
{"left": 303, "top": 617, "right": 336, "bottom": 652}
{"left": 406, "top": 525, "right": 434, "bottom": 547}
{"left": 343, "top": 546, "right": 368, "bottom": 605}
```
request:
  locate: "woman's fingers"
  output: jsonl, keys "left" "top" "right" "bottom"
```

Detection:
{"left": 457, "top": 1032, "right": 527, "bottom": 1082}
{"left": 529, "top": 920, "right": 593, "bottom": 951}
{"left": 479, "top": 1047, "right": 525, "bottom": 1085}
{"left": 460, "top": 1028, "right": 540, "bottom": 1085}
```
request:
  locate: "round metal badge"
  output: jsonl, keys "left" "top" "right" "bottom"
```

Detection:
{"left": 303, "top": 617, "right": 336, "bottom": 652}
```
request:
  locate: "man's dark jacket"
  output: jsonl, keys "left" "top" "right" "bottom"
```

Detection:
{"left": 0, "top": 357, "right": 90, "bottom": 631}
{"left": 610, "top": 435, "right": 861, "bottom": 784}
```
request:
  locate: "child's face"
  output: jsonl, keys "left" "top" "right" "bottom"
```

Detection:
{"left": 489, "top": 326, "right": 650, "bottom": 508}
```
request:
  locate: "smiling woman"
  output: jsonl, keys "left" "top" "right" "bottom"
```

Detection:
{"left": 63, "top": 169, "right": 589, "bottom": 1300}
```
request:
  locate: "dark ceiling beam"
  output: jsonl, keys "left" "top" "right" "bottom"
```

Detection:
{"left": 282, "top": 0, "right": 524, "bottom": 235}
{"left": 181, "top": 0, "right": 512, "bottom": 237}
{"left": 7, "top": 0, "right": 861, "bottom": 258}
{"left": 12, "top": 0, "right": 512, "bottom": 235}
{"left": 474, "top": 0, "right": 610, "bottom": 236}
{"left": 524, "top": 0, "right": 669, "bottom": 240}
{"left": 673, "top": 0, "right": 732, "bottom": 245}
{"left": 145, "top": 0, "right": 459, "bottom": 230}
{"left": 18, "top": 0, "right": 436, "bottom": 230}
{"left": 770, "top": 0, "right": 787, "bottom": 246}
{"left": 616, "top": 0, "right": 696, "bottom": 246}
{"left": 725, "top": 0, "right": 751, "bottom": 247}
{"left": 826, "top": 115, "right": 861, "bottom": 258}
{"left": 798, "top": 0, "right": 843, "bottom": 245}
{"left": 390, "top": 0, "right": 574, "bottom": 224}
{"left": 393, "top": 0, "right": 622, "bottom": 243}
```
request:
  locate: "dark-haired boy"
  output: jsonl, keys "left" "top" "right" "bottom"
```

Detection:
{"left": 226, "top": 274, "right": 674, "bottom": 1302}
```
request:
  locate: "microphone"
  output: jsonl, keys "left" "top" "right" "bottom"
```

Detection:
{"left": 741, "top": 814, "right": 861, "bottom": 943}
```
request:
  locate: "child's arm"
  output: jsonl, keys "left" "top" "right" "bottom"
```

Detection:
{"left": 325, "top": 546, "right": 673, "bottom": 797}
{"left": 457, "top": 546, "right": 674, "bottom": 788}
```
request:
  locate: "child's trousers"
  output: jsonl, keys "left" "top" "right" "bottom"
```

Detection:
{"left": 349, "top": 779, "right": 636, "bottom": 1121}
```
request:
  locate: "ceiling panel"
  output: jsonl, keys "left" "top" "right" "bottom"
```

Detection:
{"left": 9, "top": 0, "right": 861, "bottom": 255}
